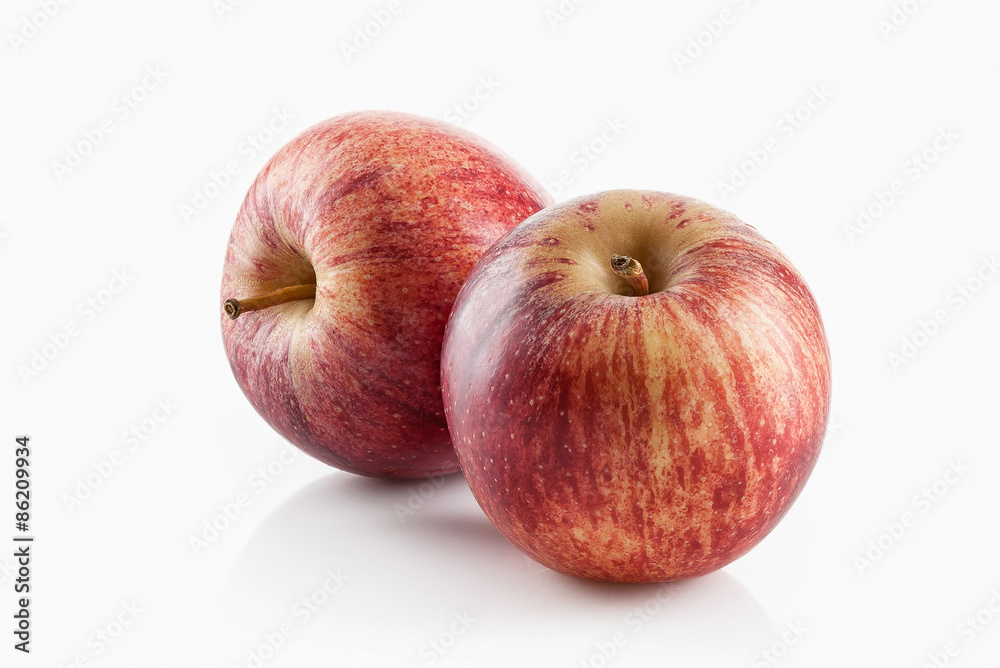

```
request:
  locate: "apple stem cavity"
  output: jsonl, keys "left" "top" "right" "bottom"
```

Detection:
{"left": 610, "top": 254, "right": 649, "bottom": 297}
{"left": 224, "top": 284, "right": 317, "bottom": 320}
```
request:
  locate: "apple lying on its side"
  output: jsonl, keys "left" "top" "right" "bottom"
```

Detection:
{"left": 442, "top": 189, "right": 831, "bottom": 582}
{"left": 221, "top": 110, "right": 551, "bottom": 478}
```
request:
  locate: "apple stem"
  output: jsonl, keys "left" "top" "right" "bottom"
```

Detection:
{"left": 610, "top": 254, "right": 649, "bottom": 297}
{"left": 224, "top": 284, "right": 317, "bottom": 320}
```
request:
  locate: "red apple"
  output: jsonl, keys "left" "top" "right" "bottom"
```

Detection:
{"left": 220, "top": 111, "right": 551, "bottom": 478}
{"left": 442, "top": 189, "right": 831, "bottom": 582}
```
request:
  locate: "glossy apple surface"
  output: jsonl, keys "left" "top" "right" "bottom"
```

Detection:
{"left": 221, "top": 111, "right": 550, "bottom": 478}
{"left": 442, "top": 189, "right": 831, "bottom": 581}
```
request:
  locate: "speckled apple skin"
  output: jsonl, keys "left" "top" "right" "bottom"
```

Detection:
{"left": 442, "top": 190, "right": 831, "bottom": 582}
{"left": 221, "top": 111, "right": 551, "bottom": 478}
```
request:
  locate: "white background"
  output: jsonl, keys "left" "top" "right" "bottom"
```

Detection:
{"left": 3, "top": 0, "right": 1000, "bottom": 666}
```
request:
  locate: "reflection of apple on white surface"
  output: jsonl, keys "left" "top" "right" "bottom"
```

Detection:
{"left": 224, "top": 473, "right": 776, "bottom": 665}
{"left": 220, "top": 110, "right": 551, "bottom": 478}
{"left": 442, "top": 189, "right": 831, "bottom": 582}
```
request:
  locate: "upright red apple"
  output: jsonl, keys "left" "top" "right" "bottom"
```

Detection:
{"left": 442, "top": 189, "right": 831, "bottom": 582}
{"left": 221, "top": 111, "right": 550, "bottom": 478}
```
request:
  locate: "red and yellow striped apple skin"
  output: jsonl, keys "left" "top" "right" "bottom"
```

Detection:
{"left": 442, "top": 189, "right": 831, "bottom": 582}
{"left": 221, "top": 111, "right": 550, "bottom": 478}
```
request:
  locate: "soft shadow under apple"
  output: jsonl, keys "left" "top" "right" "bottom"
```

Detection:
{"left": 225, "top": 472, "right": 777, "bottom": 660}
